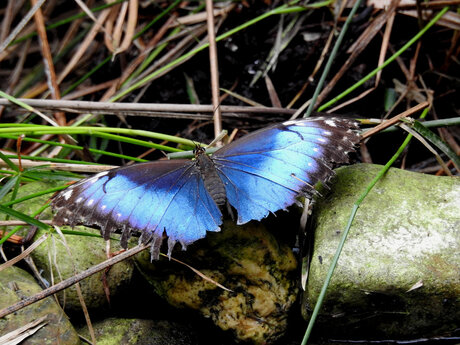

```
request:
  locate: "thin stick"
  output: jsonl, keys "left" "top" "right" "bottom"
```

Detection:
{"left": 361, "top": 101, "right": 429, "bottom": 139}
{"left": 0, "top": 99, "right": 295, "bottom": 116}
{"left": 31, "top": 0, "right": 66, "bottom": 126}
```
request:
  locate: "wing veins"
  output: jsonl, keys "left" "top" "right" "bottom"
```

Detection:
{"left": 217, "top": 167, "right": 280, "bottom": 213}
{"left": 181, "top": 177, "right": 221, "bottom": 236}
{"left": 215, "top": 160, "right": 299, "bottom": 195}
{"left": 214, "top": 150, "right": 326, "bottom": 192}
{"left": 139, "top": 164, "right": 197, "bottom": 233}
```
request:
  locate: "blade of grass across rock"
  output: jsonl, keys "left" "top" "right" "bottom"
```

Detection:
{"left": 301, "top": 8, "right": 449, "bottom": 332}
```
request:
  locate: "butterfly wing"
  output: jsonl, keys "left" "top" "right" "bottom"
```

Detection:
{"left": 51, "top": 160, "right": 222, "bottom": 258}
{"left": 212, "top": 117, "right": 359, "bottom": 224}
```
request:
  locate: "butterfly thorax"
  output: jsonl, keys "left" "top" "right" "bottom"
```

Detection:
{"left": 195, "top": 147, "right": 226, "bottom": 206}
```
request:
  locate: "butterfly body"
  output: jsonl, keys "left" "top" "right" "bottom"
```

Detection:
{"left": 51, "top": 117, "right": 359, "bottom": 258}
{"left": 195, "top": 147, "right": 227, "bottom": 206}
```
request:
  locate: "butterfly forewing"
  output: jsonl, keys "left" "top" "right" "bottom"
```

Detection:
{"left": 52, "top": 160, "right": 222, "bottom": 257}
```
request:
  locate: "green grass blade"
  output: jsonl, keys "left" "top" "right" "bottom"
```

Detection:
{"left": 410, "top": 120, "right": 460, "bottom": 169}
{"left": 0, "top": 134, "right": 147, "bottom": 163}
{"left": 0, "top": 204, "right": 49, "bottom": 230}
{"left": 1, "top": 186, "right": 67, "bottom": 208}
{"left": 0, "top": 176, "right": 20, "bottom": 201}
{"left": 0, "top": 151, "right": 19, "bottom": 172}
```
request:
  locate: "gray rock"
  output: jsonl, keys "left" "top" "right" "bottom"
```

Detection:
{"left": 0, "top": 266, "right": 81, "bottom": 345}
{"left": 136, "top": 221, "right": 298, "bottom": 344}
{"left": 302, "top": 163, "right": 460, "bottom": 337}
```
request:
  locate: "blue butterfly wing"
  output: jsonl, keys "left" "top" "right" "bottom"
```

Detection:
{"left": 212, "top": 117, "right": 359, "bottom": 224}
{"left": 51, "top": 160, "right": 222, "bottom": 257}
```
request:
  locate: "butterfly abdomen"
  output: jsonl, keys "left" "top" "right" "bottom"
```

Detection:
{"left": 195, "top": 151, "right": 227, "bottom": 206}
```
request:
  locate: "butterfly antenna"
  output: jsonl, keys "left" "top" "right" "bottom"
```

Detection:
{"left": 207, "top": 130, "right": 228, "bottom": 149}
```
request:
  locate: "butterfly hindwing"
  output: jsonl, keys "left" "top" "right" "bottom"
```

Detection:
{"left": 212, "top": 117, "right": 359, "bottom": 224}
{"left": 52, "top": 160, "right": 222, "bottom": 257}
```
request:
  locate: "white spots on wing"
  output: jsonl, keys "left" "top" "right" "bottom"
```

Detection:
{"left": 308, "top": 162, "right": 312, "bottom": 167}
{"left": 76, "top": 197, "right": 83, "bottom": 203}
{"left": 117, "top": 212, "right": 122, "bottom": 218}
{"left": 313, "top": 147, "right": 319, "bottom": 152}
{"left": 101, "top": 205, "right": 107, "bottom": 210}
{"left": 325, "top": 119, "right": 337, "bottom": 127}
{"left": 323, "top": 130, "right": 332, "bottom": 136}
{"left": 87, "top": 199, "right": 94, "bottom": 206}
{"left": 62, "top": 189, "right": 73, "bottom": 200}
{"left": 318, "top": 137, "right": 327, "bottom": 143}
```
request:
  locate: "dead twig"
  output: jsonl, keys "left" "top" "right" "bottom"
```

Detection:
{"left": 205, "top": 0, "right": 222, "bottom": 139}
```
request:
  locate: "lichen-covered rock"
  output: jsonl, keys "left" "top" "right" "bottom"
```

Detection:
{"left": 31, "top": 226, "right": 134, "bottom": 313}
{"left": 2, "top": 179, "right": 134, "bottom": 313}
{"left": 0, "top": 266, "right": 81, "bottom": 345}
{"left": 136, "top": 221, "right": 298, "bottom": 344}
{"left": 302, "top": 164, "right": 460, "bottom": 337}
{"left": 77, "top": 318, "right": 196, "bottom": 345}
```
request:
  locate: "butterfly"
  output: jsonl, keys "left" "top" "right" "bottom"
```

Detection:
{"left": 51, "top": 117, "right": 359, "bottom": 259}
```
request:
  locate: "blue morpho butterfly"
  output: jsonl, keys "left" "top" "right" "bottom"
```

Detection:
{"left": 51, "top": 117, "right": 359, "bottom": 259}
